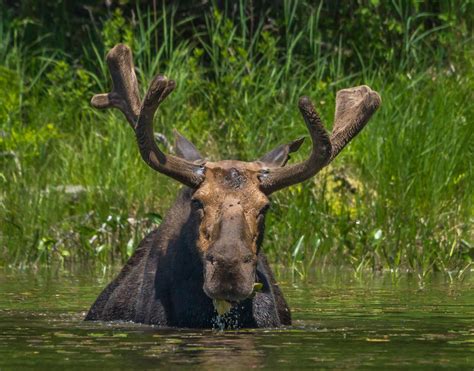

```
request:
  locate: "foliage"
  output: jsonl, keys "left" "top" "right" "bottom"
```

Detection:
{"left": 0, "top": 1, "right": 472, "bottom": 276}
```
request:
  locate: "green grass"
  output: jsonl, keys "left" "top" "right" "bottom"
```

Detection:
{"left": 0, "top": 3, "right": 472, "bottom": 275}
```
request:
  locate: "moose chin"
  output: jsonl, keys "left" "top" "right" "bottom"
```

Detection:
{"left": 85, "top": 44, "right": 381, "bottom": 328}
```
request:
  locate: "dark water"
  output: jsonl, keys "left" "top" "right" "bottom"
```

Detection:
{"left": 0, "top": 268, "right": 472, "bottom": 369}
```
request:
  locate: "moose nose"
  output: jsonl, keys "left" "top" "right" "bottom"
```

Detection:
{"left": 206, "top": 251, "right": 239, "bottom": 268}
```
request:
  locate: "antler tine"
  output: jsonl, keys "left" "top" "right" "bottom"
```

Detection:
{"left": 329, "top": 85, "right": 381, "bottom": 161}
{"left": 135, "top": 74, "right": 205, "bottom": 187}
{"left": 91, "top": 44, "right": 141, "bottom": 127}
{"left": 91, "top": 44, "right": 206, "bottom": 188}
{"left": 259, "top": 86, "right": 380, "bottom": 194}
{"left": 259, "top": 97, "right": 332, "bottom": 193}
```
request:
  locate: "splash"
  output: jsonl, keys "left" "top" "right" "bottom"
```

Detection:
{"left": 211, "top": 305, "right": 243, "bottom": 331}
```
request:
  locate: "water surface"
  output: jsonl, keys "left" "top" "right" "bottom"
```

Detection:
{"left": 0, "top": 268, "right": 472, "bottom": 369}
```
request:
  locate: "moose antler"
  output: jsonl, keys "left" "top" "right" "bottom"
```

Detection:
{"left": 329, "top": 85, "right": 381, "bottom": 161}
{"left": 259, "top": 85, "right": 381, "bottom": 194}
{"left": 91, "top": 44, "right": 205, "bottom": 188}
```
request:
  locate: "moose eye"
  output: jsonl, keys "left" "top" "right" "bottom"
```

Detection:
{"left": 191, "top": 198, "right": 204, "bottom": 210}
{"left": 243, "top": 254, "right": 255, "bottom": 263}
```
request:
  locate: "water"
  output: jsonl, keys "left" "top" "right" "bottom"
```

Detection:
{"left": 0, "top": 268, "right": 472, "bottom": 369}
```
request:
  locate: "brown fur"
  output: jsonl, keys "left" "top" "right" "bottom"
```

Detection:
{"left": 86, "top": 187, "right": 291, "bottom": 328}
{"left": 86, "top": 43, "right": 381, "bottom": 328}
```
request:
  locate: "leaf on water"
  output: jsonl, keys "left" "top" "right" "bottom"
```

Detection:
{"left": 184, "top": 346, "right": 223, "bottom": 351}
{"left": 213, "top": 299, "right": 232, "bottom": 315}
{"left": 165, "top": 338, "right": 182, "bottom": 344}
{"left": 54, "top": 332, "right": 76, "bottom": 338}
{"left": 448, "top": 339, "right": 474, "bottom": 345}
{"left": 366, "top": 337, "right": 390, "bottom": 342}
{"left": 112, "top": 333, "right": 128, "bottom": 338}
{"left": 88, "top": 332, "right": 106, "bottom": 337}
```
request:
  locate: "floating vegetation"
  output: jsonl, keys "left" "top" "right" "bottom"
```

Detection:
{"left": 213, "top": 299, "right": 232, "bottom": 316}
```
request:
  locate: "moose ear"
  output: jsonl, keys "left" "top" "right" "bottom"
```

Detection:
{"left": 258, "top": 137, "right": 305, "bottom": 167}
{"left": 173, "top": 129, "right": 203, "bottom": 161}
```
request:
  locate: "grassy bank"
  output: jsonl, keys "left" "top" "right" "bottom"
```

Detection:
{"left": 0, "top": 2, "right": 472, "bottom": 275}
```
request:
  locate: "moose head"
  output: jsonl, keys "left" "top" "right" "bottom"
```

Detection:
{"left": 91, "top": 44, "right": 380, "bottom": 305}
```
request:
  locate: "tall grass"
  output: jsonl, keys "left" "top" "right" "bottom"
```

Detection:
{"left": 0, "top": 3, "right": 472, "bottom": 275}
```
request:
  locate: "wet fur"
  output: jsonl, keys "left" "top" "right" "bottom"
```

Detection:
{"left": 87, "top": 45, "right": 380, "bottom": 329}
{"left": 85, "top": 188, "right": 291, "bottom": 328}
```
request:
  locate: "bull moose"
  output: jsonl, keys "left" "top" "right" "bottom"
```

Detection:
{"left": 85, "top": 44, "right": 381, "bottom": 328}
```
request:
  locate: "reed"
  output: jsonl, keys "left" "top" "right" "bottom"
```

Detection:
{"left": 0, "top": 2, "right": 472, "bottom": 276}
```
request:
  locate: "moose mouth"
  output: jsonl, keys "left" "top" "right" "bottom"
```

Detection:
{"left": 212, "top": 299, "right": 234, "bottom": 315}
{"left": 210, "top": 283, "right": 264, "bottom": 315}
{"left": 203, "top": 286, "right": 251, "bottom": 304}
{"left": 202, "top": 276, "right": 255, "bottom": 305}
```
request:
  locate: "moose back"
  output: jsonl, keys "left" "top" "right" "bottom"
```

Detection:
{"left": 85, "top": 44, "right": 381, "bottom": 328}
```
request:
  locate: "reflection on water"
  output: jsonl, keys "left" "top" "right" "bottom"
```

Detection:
{"left": 0, "top": 268, "right": 472, "bottom": 369}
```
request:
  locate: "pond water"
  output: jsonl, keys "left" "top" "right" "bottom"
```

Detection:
{"left": 0, "top": 267, "right": 472, "bottom": 369}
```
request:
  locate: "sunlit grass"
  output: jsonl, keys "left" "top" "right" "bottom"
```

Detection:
{"left": 0, "top": 4, "right": 472, "bottom": 275}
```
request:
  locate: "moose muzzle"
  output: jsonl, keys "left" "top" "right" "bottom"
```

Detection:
{"left": 202, "top": 206, "right": 258, "bottom": 302}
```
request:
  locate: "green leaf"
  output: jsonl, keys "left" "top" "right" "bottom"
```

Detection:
{"left": 145, "top": 212, "right": 163, "bottom": 225}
